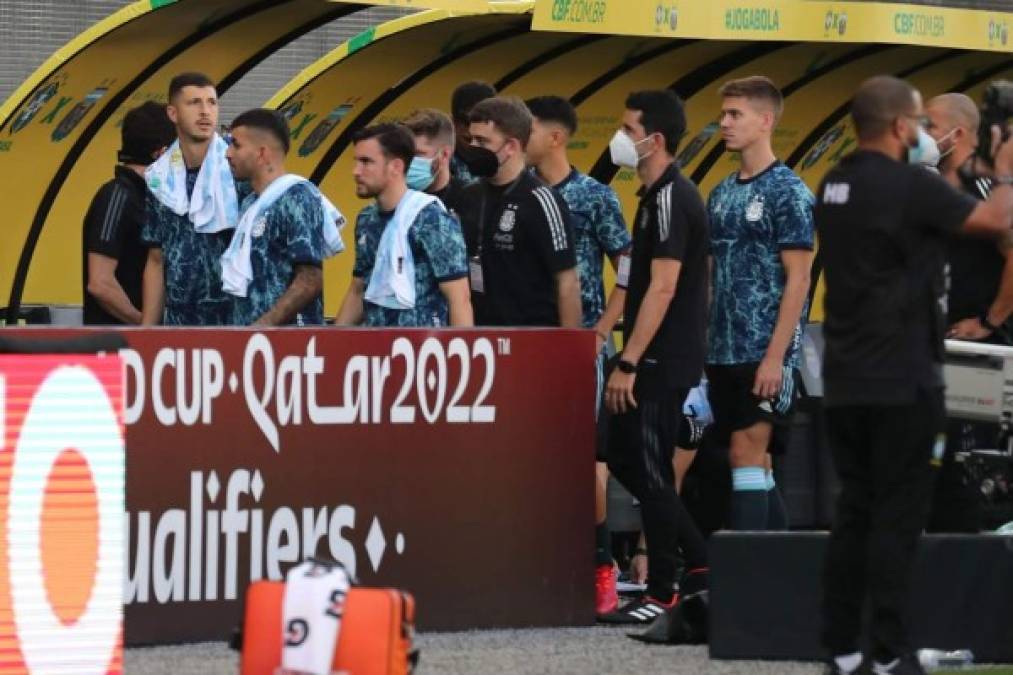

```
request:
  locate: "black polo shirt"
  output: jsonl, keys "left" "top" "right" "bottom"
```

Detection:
{"left": 815, "top": 150, "right": 977, "bottom": 406}
{"left": 432, "top": 176, "right": 470, "bottom": 223}
{"left": 946, "top": 172, "right": 1005, "bottom": 332}
{"left": 458, "top": 170, "right": 577, "bottom": 326}
{"left": 82, "top": 165, "right": 149, "bottom": 325}
{"left": 624, "top": 162, "right": 709, "bottom": 389}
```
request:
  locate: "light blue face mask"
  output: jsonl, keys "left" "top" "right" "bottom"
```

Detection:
{"left": 406, "top": 155, "right": 436, "bottom": 191}
{"left": 907, "top": 126, "right": 940, "bottom": 168}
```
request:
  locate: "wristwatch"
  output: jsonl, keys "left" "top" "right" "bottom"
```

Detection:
{"left": 617, "top": 358, "right": 637, "bottom": 374}
{"left": 980, "top": 312, "right": 999, "bottom": 332}
{"left": 993, "top": 175, "right": 1013, "bottom": 186}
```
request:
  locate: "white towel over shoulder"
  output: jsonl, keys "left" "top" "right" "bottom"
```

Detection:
{"left": 221, "top": 174, "right": 345, "bottom": 298}
{"left": 281, "top": 560, "right": 351, "bottom": 675}
{"left": 364, "top": 189, "right": 442, "bottom": 310}
{"left": 145, "top": 133, "right": 239, "bottom": 233}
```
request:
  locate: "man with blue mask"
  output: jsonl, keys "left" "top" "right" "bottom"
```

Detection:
{"left": 925, "top": 93, "right": 1013, "bottom": 536}
{"left": 335, "top": 123, "right": 472, "bottom": 328}
{"left": 817, "top": 76, "right": 1013, "bottom": 675}
{"left": 402, "top": 108, "right": 469, "bottom": 219}
{"left": 925, "top": 93, "right": 1013, "bottom": 347}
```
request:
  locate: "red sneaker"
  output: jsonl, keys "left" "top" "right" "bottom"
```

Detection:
{"left": 595, "top": 563, "right": 619, "bottom": 615}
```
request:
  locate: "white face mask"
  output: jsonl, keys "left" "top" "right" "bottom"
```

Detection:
{"left": 935, "top": 128, "right": 959, "bottom": 164}
{"left": 609, "top": 129, "right": 654, "bottom": 168}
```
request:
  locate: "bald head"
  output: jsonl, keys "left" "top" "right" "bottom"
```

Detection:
{"left": 851, "top": 76, "right": 920, "bottom": 141}
{"left": 926, "top": 93, "right": 980, "bottom": 134}
{"left": 925, "top": 92, "right": 981, "bottom": 175}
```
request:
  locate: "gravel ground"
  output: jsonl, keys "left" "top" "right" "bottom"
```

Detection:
{"left": 124, "top": 625, "right": 824, "bottom": 674}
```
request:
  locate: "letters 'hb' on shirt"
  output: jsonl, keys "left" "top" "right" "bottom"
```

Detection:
{"left": 458, "top": 171, "right": 578, "bottom": 327}
{"left": 142, "top": 168, "right": 246, "bottom": 326}
{"left": 625, "top": 162, "right": 710, "bottom": 390}
{"left": 707, "top": 160, "right": 815, "bottom": 367}
{"left": 353, "top": 200, "right": 468, "bottom": 327}
{"left": 815, "top": 150, "right": 977, "bottom": 406}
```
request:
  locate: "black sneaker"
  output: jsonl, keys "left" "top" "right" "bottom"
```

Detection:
{"left": 628, "top": 590, "right": 709, "bottom": 645}
{"left": 597, "top": 594, "right": 677, "bottom": 625}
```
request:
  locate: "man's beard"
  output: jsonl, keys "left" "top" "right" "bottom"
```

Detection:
{"left": 355, "top": 183, "right": 378, "bottom": 199}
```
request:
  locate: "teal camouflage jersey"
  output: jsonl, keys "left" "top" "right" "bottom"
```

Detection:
{"left": 551, "top": 169, "right": 631, "bottom": 327}
{"left": 353, "top": 201, "right": 469, "bottom": 327}
{"left": 231, "top": 182, "right": 329, "bottom": 326}
{"left": 706, "top": 161, "right": 815, "bottom": 366}
{"left": 449, "top": 153, "right": 477, "bottom": 185}
{"left": 141, "top": 168, "right": 242, "bottom": 326}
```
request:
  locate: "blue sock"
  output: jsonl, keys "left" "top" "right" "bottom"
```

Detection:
{"left": 730, "top": 467, "right": 768, "bottom": 530}
{"left": 766, "top": 470, "right": 788, "bottom": 531}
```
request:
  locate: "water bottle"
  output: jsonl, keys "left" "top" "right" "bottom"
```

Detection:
{"left": 917, "top": 648, "right": 974, "bottom": 670}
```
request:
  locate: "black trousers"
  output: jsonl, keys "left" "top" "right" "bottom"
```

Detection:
{"left": 821, "top": 388, "right": 943, "bottom": 661}
{"left": 606, "top": 371, "right": 706, "bottom": 600}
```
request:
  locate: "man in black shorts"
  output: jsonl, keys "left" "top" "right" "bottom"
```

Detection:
{"left": 456, "top": 96, "right": 581, "bottom": 327}
{"left": 705, "top": 77, "right": 815, "bottom": 530}
{"left": 598, "top": 90, "right": 709, "bottom": 625}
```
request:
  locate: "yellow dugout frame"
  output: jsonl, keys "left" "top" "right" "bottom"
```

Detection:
{"left": 2, "top": 0, "right": 1010, "bottom": 320}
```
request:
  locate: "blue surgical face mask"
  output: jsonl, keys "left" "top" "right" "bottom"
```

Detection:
{"left": 907, "top": 125, "right": 940, "bottom": 168}
{"left": 407, "top": 155, "right": 436, "bottom": 191}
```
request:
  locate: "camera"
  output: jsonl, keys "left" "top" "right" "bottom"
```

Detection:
{"left": 975, "top": 80, "right": 1013, "bottom": 166}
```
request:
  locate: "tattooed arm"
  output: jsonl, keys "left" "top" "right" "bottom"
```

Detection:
{"left": 253, "top": 265, "right": 323, "bottom": 327}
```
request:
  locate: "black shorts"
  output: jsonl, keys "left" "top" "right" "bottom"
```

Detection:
{"left": 704, "top": 362, "right": 800, "bottom": 455}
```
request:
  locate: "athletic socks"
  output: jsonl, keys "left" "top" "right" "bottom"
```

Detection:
{"left": 765, "top": 469, "right": 789, "bottom": 531}
{"left": 730, "top": 466, "right": 768, "bottom": 530}
{"left": 595, "top": 522, "right": 612, "bottom": 567}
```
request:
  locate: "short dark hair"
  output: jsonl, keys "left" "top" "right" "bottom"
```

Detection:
{"left": 402, "top": 108, "right": 455, "bottom": 147}
{"left": 625, "top": 90, "right": 686, "bottom": 155}
{"left": 452, "top": 81, "right": 496, "bottom": 124}
{"left": 851, "top": 76, "right": 918, "bottom": 141}
{"left": 469, "top": 96, "right": 532, "bottom": 147}
{"left": 351, "top": 123, "right": 416, "bottom": 173}
{"left": 230, "top": 108, "right": 290, "bottom": 154}
{"left": 120, "top": 101, "right": 175, "bottom": 164}
{"left": 168, "top": 72, "right": 215, "bottom": 102}
{"left": 525, "top": 95, "right": 577, "bottom": 135}
{"left": 719, "top": 76, "right": 784, "bottom": 122}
